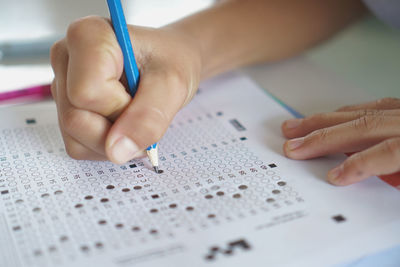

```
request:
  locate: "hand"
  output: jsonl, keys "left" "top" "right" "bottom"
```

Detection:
{"left": 50, "top": 16, "right": 202, "bottom": 164}
{"left": 281, "top": 98, "right": 400, "bottom": 186}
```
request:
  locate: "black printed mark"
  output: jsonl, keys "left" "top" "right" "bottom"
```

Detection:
{"left": 100, "top": 198, "right": 109, "bottom": 203}
{"left": 239, "top": 137, "right": 247, "bottom": 141}
{"left": 238, "top": 185, "right": 248, "bottom": 190}
{"left": 133, "top": 185, "right": 142, "bottom": 190}
{"left": 95, "top": 242, "right": 104, "bottom": 249}
{"left": 229, "top": 239, "right": 251, "bottom": 250}
{"left": 157, "top": 169, "right": 164, "bottom": 174}
{"left": 13, "top": 226, "right": 21, "bottom": 231}
{"left": 169, "top": 203, "right": 177, "bottom": 209}
{"left": 186, "top": 206, "right": 194, "bottom": 211}
{"left": 132, "top": 226, "right": 141, "bottom": 232}
{"left": 277, "top": 181, "right": 286, "bottom": 186}
{"left": 115, "top": 223, "right": 124, "bottom": 229}
{"left": 268, "top": 163, "right": 277, "bottom": 168}
{"left": 266, "top": 198, "right": 275, "bottom": 203}
{"left": 32, "top": 207, "right": 41, "bottom": 212}
{"left": 232, "top": 193, "right": 241, "bottom": 199}
{"left": 26, "top": 118, "right": 36, "bottom": 124}
{"left": 150, "top": 208, "right": 158, "bottom": 213}
{"left": 60, "top": 236, "right": 69, "bottom": 242}
{"left": 122, "top": 188, "right": 130, "bottom": 192}
{"left": 151, "top": 194, "right": 160, "bottom": 199}
{"left": 204, "top": 239, "right": 252, "bottom": 261}
{"left": 216, "top": 111, "right": 223, "bottom": 116}
{"left": 229, "top": 119, "right": 246, "bottom": 132}
{"left": 149, "top": 229, "right": 158, "bottom": 235}
{"left": 1, "top": 190, "right": 9, "bottom": 195}
{"left": 129, "top": 164, "right": 137, "bottom": 168}
{"left": 272, "top": 190, "right": 281, "bottom": 195}
{"left": 80, "top": 245, "right": 89, "bottom": 252}
{"left": 332, "top": 214, "right": 347, "bottom": 223}
{"left": 74, "top": 204, "right": 83, "bottom": 209}
{"left": 84, "top": 195, "right": 93, "bottom": 200}
{"left": 98, "top": 220, "right": 107, "bottom": 225}
{"left": 106, "top": 185, "right": 115, "bottom": 190}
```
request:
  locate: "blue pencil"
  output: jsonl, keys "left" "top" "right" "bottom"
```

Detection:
{"left": 107, "top": 0, "right": 159, "bottom": 173}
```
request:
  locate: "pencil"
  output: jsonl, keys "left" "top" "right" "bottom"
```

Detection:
{"left": 106, "top": 0, "right": 159, "bottom": 173}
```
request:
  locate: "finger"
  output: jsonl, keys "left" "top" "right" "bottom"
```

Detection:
{"left": 66, "top": 16, "right": 131, "bottom": 120}
{"left": 283, "top": 115, "right": 400, "bottom": 160}
{"left": 61, "top": 132, "right": 107, "bottom": 161}
{"left": 336, "top": 97, "right": 400, "bottom": 112}
{"left": 51, "top": 35, "right": 113, "bottom": 158}
{"left": 327, "top": 138, "right": 400, "bottom": 186}
{"left": 105, "top": 71, "right": 188, "bottom": 164}
{"left": 282, "top": 109, "right": 400, "bottom": 139}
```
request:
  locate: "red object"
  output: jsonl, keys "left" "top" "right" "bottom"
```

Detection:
{"left": 0, "top": 84, "right": 52, "bottom": 103}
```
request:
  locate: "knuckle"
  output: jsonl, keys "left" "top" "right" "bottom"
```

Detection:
{"left": 311, "top": 128, "right": 330, "bottom": 143}
{"left": 352, "top": 115, "right": 383, "bottom": 132}
{"left": 50, "top": 40, "right": 66, "bottom": 68}
{"left": 64, "top": 139, "right": 88, "bottom": 160}
{"left": 67, "top": 85, "right": 97, "bottom": 108}
{"left": 357, "top": 109, "right": 382, "bottom": 118}
{"left": 376, "top": 97, "right": 398, "bottom": 107}
{"left": 61, "top": 109, "right": 87, "bottom": 133}
{"left": 66, "top": 16, "right": 104, "bottom": 45}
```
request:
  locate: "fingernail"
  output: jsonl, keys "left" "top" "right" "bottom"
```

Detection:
{"left": 328, "top": 165, "right": 343, "bottom": 184}
{"left": 110, "top": 136, "right": 139, "bottom": 164}
{"left": 284, "top": 119, "right": 302, "bottom": 129}
{"left": 287, "top": 137, "right": 304, "bottom": 151}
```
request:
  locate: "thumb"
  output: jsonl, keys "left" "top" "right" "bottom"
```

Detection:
{"left": 105, "top": 71, "right": 188, "bottom": 164}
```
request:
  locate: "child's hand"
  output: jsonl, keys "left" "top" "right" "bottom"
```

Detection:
{"left": 50, "top": 16, "right": 202, "bottom": 164}
{"left": 281, "top": 98, "right": 400, "bottom": 186}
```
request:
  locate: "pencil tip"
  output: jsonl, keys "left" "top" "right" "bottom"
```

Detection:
{"left": 153, "top": 166, "right": 159, "bottom": 173}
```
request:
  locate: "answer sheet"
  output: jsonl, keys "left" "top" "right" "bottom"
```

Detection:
{"left": 0, "top": 73, "right": 399, "bottom": 267}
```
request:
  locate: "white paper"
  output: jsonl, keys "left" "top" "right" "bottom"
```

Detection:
{"left": 0, "top": 73, "right": 399, "bottom": 267}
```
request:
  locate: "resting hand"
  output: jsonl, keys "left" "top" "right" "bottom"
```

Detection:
{"left": 50, "top": 16, "right": 201, "bottom": 164}
{"left": 281, "top": 98, "right": 400, "bottom": 186}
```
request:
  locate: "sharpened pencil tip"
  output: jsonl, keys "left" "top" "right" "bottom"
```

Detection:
{"left": 153, "top": 166, "right": 159, "bottom": 173}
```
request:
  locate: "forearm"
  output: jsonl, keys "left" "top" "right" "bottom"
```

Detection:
{"left": 168, "top": 0, "right": 366, "bottom": 79}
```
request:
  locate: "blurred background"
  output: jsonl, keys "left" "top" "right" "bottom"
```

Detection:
{"left": 0, "top": 0, "right": 214, "bottom": 40}
{"left": 0, "top": 0, "right": 399, "bottom": 113}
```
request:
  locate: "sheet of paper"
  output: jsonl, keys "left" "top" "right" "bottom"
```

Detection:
{"left": 0, "top": 73, "right": 399, "bottom": 267}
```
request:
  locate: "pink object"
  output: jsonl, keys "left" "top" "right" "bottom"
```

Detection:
{"left": 0, "top": 84, "right": 52, "bottom": 103}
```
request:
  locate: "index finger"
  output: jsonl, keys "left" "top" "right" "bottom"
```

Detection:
{"left": 66, "top": 16, "right": 131, "bottom": 120}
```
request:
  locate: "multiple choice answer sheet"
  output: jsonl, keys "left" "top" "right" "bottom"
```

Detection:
{"left": 0, "top": 73, "right": 400, "bottom": 267}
